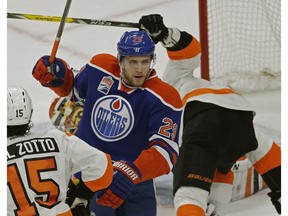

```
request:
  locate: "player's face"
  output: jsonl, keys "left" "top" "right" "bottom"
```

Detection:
{"left": 121, "top": 56, "right": 152, "bottom": 87}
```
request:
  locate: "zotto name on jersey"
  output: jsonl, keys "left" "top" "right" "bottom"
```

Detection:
{"left": 7, "top": 138, "right": 59, "bottom": 160}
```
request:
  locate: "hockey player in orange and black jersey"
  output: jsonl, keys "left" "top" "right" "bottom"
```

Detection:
{"left": 32, "top": 30, "right": 182, "bottom": 216}
{"left": 7, "top": 86, "right": 113, "bottom": 216}
{"left": 139, "top": 14, "right": 281, "bottom": 215}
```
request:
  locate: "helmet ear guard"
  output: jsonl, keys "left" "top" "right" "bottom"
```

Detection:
{"left": 7, "top": 86, "right": 33, "bottom": 126}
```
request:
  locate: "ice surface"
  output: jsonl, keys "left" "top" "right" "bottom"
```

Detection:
{"left": 6, "top": 0, "right": 282, "bottom": 215}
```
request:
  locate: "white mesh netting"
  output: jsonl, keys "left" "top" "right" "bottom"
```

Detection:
{"left": 206, "top": 0, "right": 281, "bottom": 93}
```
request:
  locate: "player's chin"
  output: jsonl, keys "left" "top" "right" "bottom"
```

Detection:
{"left": 132, "top": 78, "right": 145, "bottom": 87}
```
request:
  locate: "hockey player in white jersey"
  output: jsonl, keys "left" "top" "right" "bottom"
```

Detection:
{"left": 139, "top": 15, "right": 281, "bottom": 215}
{"left": 7, "top": 86, "right": 114, "bottom": 216}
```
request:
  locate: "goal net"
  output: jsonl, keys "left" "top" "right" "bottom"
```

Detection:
{"left": 199, "top": 0, "right": 281, "bottom": 93}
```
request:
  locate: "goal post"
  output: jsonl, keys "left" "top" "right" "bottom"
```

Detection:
{"left": 198, "top": 0, "right": 281, "bottom": 93}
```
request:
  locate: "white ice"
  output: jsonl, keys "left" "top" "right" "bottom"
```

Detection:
{"left": 6, "top": 0, "right": 283, "bottom": 215}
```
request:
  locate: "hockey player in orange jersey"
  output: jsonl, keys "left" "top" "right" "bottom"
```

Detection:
{"left": 7, "top": 86, "right": 113, "bottom": 216}
{"left": 139, "top": 14, "right": 281, "bottom": 215}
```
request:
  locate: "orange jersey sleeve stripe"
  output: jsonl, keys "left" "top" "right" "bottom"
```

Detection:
{"left": 134, "top": 147, "right": 171, "bottom": 182}
{"left": 84, "top": 154, "right": 113, "bottom": 191}
{"left": 90, "top": 53, "right": 120, "bottom": 77}
{"left": 177, "top": 204, "right": 205, "bottom": 216}
{"left": 253, "top": 142, "right": 281, "bottom": 175}
{"left": 167, "top": 37, "right": 201, "bottom": 60}
{"left": 182, "top": 88, "right": 239, "bottom": 105}
{"left": 213, "top": 169, "right": 234, "bottom": 184}
{"left": 149, "top": 140, "right": 178, "bottom": 165}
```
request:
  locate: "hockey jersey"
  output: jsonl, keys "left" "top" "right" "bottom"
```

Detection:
{"left": 162, "top": 34, "right": 279, "bottom": 166}
{"left": 162, "top": 37, "right": 254, "bottom": 112}
{"left": 52, "top": 53, "right": 182, "bottom": 181}
{"left": 7, "top": 128, "right": 113, "bottom": 216}
{"left": 162, "top": 32, "right": 280, "bottom": 207}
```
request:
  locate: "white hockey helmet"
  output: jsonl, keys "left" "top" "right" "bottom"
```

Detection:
{"left": 7, "top": 86, "right": 33, "bottom": 126}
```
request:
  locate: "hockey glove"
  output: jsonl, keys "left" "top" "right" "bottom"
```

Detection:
{"left": 139, "top": 14, "right": 169, "bottom": 44}
{"left": 66, "top": 179, "right": 95, "bottom": 207}
{"left": 71, "top": 203, "right": 90, "bottom": 216}
{"left": 66, "top": 179, "right": 94, "bottom": 216}
{"left": 96, "top": 160, "right": 142, "bottom": 208}
{"left": 66, "top": 179, "right": 78, "bottom": 207}
{"left": 65, "top": 180, "right": 94, "bottom": 216}
{"left": 32, "top": 55, "right": 70, "bottom": 88}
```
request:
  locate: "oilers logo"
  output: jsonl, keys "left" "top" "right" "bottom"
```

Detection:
{"left": 91, "top": 95, "right": 134, "bottom": 142}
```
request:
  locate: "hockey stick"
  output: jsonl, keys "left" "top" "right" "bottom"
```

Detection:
{"left": 7, "top": 12, "right": 140, "bottom": 29}
{"left": 49, "top": 0, "right": 72, "bottom": 64}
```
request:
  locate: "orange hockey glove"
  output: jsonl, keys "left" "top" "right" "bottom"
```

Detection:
{"left": 32, "top": 55, "right": 74, "bottom": 96}
{"left": 96, "top": 160, "right": 142, "bottom": 209}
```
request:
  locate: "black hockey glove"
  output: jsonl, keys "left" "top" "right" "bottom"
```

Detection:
{"left": 66, "top": 179, "right": 95, "bottom": 206}
{"left": 139, "top": 14, "right": 169, "bottom": 44}
{"left": 71, "top": 203, "right": 90, "bottom": 216}
{"left": 66, "top": 180, "right": 95, "bottom": 216}
{"left": 66, "top": 179, "right": 78, "bottom": 207}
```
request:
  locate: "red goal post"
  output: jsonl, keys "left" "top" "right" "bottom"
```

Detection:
{"left": 198, "top": 0, "right": 281, "bottom": 93}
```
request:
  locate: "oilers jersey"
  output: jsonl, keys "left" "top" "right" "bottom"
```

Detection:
{"left": 58, "top": 53, "right": 182, "bottom": 181}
